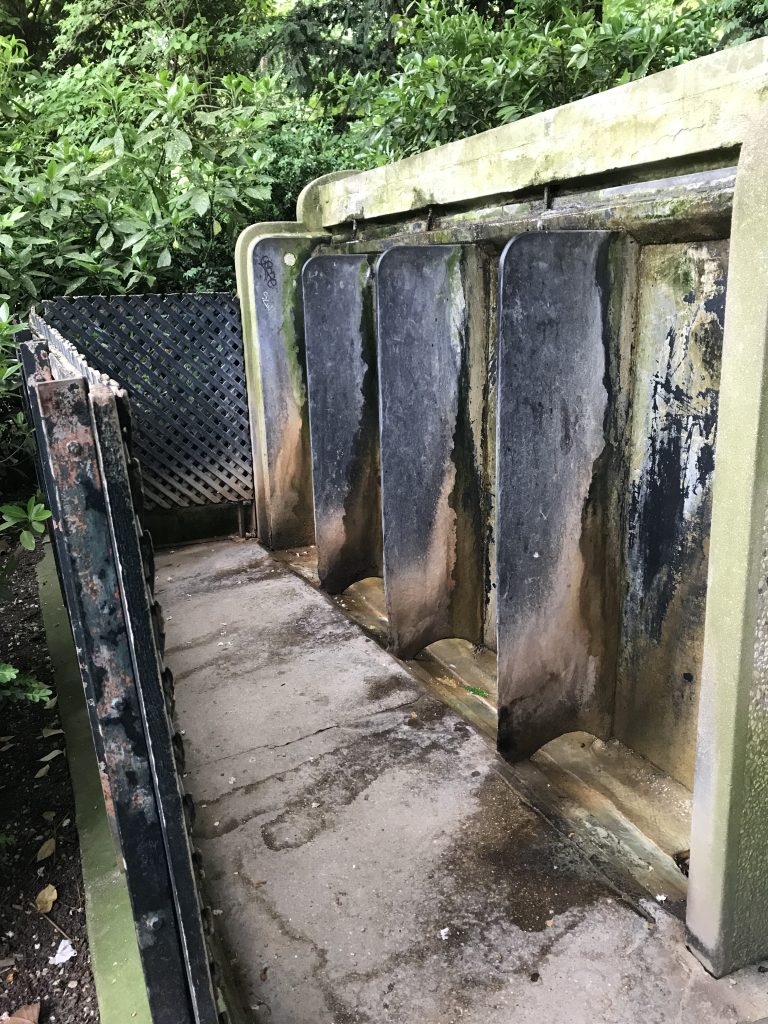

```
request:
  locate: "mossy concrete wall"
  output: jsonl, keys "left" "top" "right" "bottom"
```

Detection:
{"left": 236, "top": 39, "right": 768, "bottom": 976}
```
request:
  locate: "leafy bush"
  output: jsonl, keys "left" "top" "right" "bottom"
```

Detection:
{"left": 336, "top": 0, "right": 724, "bottom": 163}
{"left": 716, "top": 0, "right": 768, "bottom": 41}
{"left": 0, "top": 299, "right": 34, "bottom": 494}
{"left": 0, "top": 27, "right": 281, "bottom": 308}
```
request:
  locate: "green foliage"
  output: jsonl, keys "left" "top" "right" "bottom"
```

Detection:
{"left": 261, "top": 0, "right": 406, "bottom": 98}
{"left": 1, "top": 496, "right": 52, "bottom": 551}
{"left": 716, "top": 0, "right": 768, "bottom": 41}
{"left": 0, "top": 29, "right": 280, "bottom": 307}
{"left": 0, "top": 662, "right": 52, "bottom": 705}
{"left": 0, "top": 299, "right": 34, "bottom": 494}
{"left": 335, "top": 0, "right": 725, "bottom": 163}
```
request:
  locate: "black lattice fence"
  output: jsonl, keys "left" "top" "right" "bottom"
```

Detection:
{"left": 41, "top": 293, "right": 253, "bottom": 512}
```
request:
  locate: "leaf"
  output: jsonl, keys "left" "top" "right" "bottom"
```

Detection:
{"left": 1, "top": 504, "right": 26, "bottom": 522}
{"left": 41, "top": 727, "right": 63, "bottom": 738}
{"left": 41, "top": 811, "right": 56, "bottom": 821}
{"left": 164, "top": 129, "right": 192, "bottom": 163}
{"left": 35, "top": 837, "right": 55, "bottom": 861}
{"left": 34, "top": 765, "right": 49, "bottom": 779}
{"left": 6, "top": 1003, "right": 40, "bottom": 1023}
{"left": 188, "top": 189, "right": 210, "bottom": 217}
{"left": 112, "top": 128, "right": 125, "bottom": 158}
{"left": 156, "top": 248, "right": 171, "bottom": 269}
{"left": 20, "top": 531, "right": 35, "bottom": 551}
{"left": 39, "top": 749, "right": 63, "bottom": 762}
{"left": 35, "top": 884, "right": 57, "bottom": 913}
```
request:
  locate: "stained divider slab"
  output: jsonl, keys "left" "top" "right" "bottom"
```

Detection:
{"left": 375, "top": 245, "right": 485, "bottom": 658}
{"left": 302, "top": 254, "right": 382, "bottom": 593}
{"left": 495, "top": 231, "right": 620, "bottom": 759}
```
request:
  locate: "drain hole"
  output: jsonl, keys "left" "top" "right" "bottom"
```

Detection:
{"left": 673, "top": 849, "right": 690, "bottom": 876}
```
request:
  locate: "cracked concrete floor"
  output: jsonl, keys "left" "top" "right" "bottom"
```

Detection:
{"left": 156, "top": 539, "right": 768, "bottom": 1024}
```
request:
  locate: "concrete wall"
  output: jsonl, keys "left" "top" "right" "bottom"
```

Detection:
{"left": 237, "top": 41, "right": 768, "bottom": 976}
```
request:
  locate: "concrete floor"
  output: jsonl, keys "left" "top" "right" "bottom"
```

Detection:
{"left": 156, "top": 539, "right": 768, "bottom": 1024}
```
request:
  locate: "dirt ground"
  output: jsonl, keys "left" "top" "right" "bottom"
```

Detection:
{"left": 0, "top": 545, "right": 100, "bottom": 1023}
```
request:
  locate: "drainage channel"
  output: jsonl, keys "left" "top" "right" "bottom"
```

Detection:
{"left": 271, "top": 545, "right": 691, "bottom": 915}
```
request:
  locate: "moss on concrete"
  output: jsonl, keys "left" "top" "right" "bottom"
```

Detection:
{"left": 37, "top": 545, "right": 151, "bottom": 1024}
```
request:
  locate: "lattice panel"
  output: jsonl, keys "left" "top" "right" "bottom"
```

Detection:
{"left": 41, "top": 293, "right": 253, "bottom": 510}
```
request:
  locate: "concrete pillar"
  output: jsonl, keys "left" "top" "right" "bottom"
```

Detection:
{"left": 235, "top": 223, "right": 310, "bottom": 539}
{"left": 687, "top": 112, "right": 768, "bottom": 977}
{"left": 245, "top": 233, "right": 323, "bottom": 548}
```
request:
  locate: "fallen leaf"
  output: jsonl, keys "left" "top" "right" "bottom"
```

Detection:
{"left": 545, "top": 919, "right": 554, "bottom": 928}
{"left": 35, "top": 838, "right": 55, "bottom": 862}
{"left": 1, "top": 742, "right": 13, "bottom": 752}
{"left": 0, "top": 735, "right": 14, "bottom": 742}
{"left": 41, "top": 812, "right": 55, "bottom": 822}
{"left": 34, "top": 765, "right": 49, "bottom": 779}
{"left": 49, "top": 938, "right": 75, "bottom": 964}
{"left": 39, "top": 749, "right": 63, "bottom": 763}
{"left": 35, "top": 884, "right": 57, "bottom": 913}
{"left": 44, "top": 697, "right": 57, "bottom": 710}
{"left": 7, "top": 1002, "right": 40, "bottom": 1023}
{"left": 41, "top": 728, "right": 64, "bottom": 738}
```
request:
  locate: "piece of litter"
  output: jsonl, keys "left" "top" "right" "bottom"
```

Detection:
{"left": 49, "top": 939, "right": 76, "bottom": 965}
{"left": 228, "top": 777, "right": 236, "bottom": 785}
{"left": 655, "top": 894, "right": 667, "bottom": 903}
{"left": 311, "top": 802, "right": 320, "bottom": 808}
{"left": 439, "top": 928, "right": 450, "bottom": 941}
{"left": 545, "top": 918, "right": 554, "bottom": 928}
{"left": 212, "top": 909, "right": 224, "bottom": 916}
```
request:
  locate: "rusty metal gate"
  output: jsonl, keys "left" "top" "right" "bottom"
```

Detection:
{"left": 21, "top": 312, "right": 228, "bottom": 1024}
{"left": 41, "top": 293, "right": 253, "bottom": 514}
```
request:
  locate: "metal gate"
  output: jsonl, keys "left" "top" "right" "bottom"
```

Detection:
{"left": 22, "top": 312, "right": 228, "bottom": 1024}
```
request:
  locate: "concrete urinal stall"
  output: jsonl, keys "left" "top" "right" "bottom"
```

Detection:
{"left": 236, "top": 39, "right": 768, "bottom": 979}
